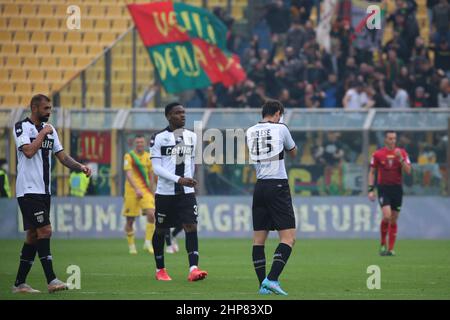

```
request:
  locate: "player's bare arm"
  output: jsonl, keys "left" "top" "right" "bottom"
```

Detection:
{"left": 55, "top": 151, "right": 91, "bottom": 177}
{"left": 368, "top": 167, "right": 376, "bottom": 201}
{"left": 178, "top": 177, "right": 197, "bottom": 188}
{"left": 20, "top": 126, "right": 53, "bottom": 159}
{"left": 125, "top": 170, "right": 143, "bottom": 198}
{"left": 287, "top": 146, "right": 297, "bottom": 159}
{"left": 151, "top": 173, "right": 158, "bottom": 192}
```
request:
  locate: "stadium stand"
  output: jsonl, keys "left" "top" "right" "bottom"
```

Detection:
{"left": 0, "top": 0, "right": 442, "bottom": 110}
{"left": 0, "top": 0, "right": 132, "bottom": 107}
{"left": 0, "top": 0, "right": 248, "bottom": 108}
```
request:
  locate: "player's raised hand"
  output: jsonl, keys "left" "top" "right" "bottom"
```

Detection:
{"left": 80, "top": 164, "right": 92, "bottom": 178}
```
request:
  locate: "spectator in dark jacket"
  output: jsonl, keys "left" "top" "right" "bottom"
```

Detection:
{"left": 431, "top": 0, "right": 450, "bottom": 46}
{"left": 265, "top": 0, "right": 291, "bottom": 34}
{"left": 286, "top": 19, "right": 306, "bottom": 54}
{"left": 433, "top": 39, "right": 450, "bottom": 74}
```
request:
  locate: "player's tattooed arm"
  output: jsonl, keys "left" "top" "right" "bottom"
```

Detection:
{"left": 20, "top": 126, "right": 53, "bottom": 159}
{"left": 56, "top": 151, "right": 92, "bottom": 177}
{"left": 56, "top": 151, "right": 82, "bottom": 171}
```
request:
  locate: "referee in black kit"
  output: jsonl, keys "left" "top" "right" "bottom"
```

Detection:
{"left": 12, "top": 94, "right": 91, "bottom": 294}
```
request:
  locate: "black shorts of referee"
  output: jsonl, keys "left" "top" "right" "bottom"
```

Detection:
{"left": 377, "top": 184, "right": 403, "bottom": 212}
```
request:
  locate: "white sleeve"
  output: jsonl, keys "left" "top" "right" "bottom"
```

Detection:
{"left": 150, "top": 133, "right": 161, "bottom": 159}
{"left": 13, "top": 122, "right": 31, "bottom": 150}
{"left": 152, "top": 157, "right": 180, "bottom": 183}
{"left": 51, "top": 126, "right": 64, "bottom": 154}
{"left": 149, "top": 134, "right": 180, "bottom": 182}
{"left": 191, "top": 133, "right": 196, "bottom": 176}
{"left": 192, "top": 133, "right": 197, "bottom": 159}
{"left": 282, "top": 125, "right": 296, "bottom": 151}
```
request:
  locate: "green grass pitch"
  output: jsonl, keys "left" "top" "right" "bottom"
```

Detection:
{"left": 1, "top": 239, "right": 449, "bottom": 300}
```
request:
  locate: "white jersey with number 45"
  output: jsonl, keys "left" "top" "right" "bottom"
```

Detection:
{"left": 246, "top": 122, "right": 296, "bottom": 180}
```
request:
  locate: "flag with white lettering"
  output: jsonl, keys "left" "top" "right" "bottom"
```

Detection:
{"left": 128, "top": 2, "right": 246, "bottom": 93}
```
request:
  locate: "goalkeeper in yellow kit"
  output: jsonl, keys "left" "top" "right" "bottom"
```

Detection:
{"left": 122, "top": 135, "right": 156, "bottom": 254}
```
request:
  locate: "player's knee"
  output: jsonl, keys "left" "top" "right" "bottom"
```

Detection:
{"left": 283, "top": 237, "right": 295, "bottom": 247}
{"left": 290, "top": 237, "right": 296, "bottom": 247}
{"left": 37, "top": 225, "right": 52, "bottom": 239}
{"left": 125, "top": 218, "right": 134, "bottom": 228}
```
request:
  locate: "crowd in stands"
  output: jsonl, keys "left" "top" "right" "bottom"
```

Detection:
{"left": 191, "top": 0, "right": 449, "bottom": 195}
{"left": 187, "top": 0, "right": 450, "bottom": 109}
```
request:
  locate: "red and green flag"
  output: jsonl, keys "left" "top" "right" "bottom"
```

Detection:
{"left": 128, "top": 2, "right": 247, "bottom": 94}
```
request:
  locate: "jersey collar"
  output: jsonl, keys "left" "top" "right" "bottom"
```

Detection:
{"left": 166, "top": 126, "right": 184, "bottom": 132}
{"left": 25, "top": 117, "right": 46, "bottom": 129}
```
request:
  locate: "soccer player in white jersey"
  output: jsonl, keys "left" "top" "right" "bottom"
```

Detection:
{"left": 149, "top": 102, "right": 207, "bottom": 282}
{"left": 12, "top": 94, "right": 92, "bottom": 294}
{"left": 246, "top": 100, "right": 297, "bottom": 296}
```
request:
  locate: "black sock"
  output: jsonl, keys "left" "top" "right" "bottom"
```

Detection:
{"left": 252, "top": 245, "right": 266, "bottom": 286}
{"left": 152, "top": 230, "right": 166, "bottom": 269}
{"left": 37, "top": 238, "right": 56, "bottom": 284}
{"left": 164, "top": 231, "right": 172, "bottom": 246}
{"left": 172, "top": 226, "right": 183, "bottom": 238}
{"left": 267, "top": 243, "right": 292, "bottom": 282}
{"left": 14, "top": 243, "right": 37, "bottom": 286}
{"left": 185, "top": 231, "right": 199, "bottom": 267}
